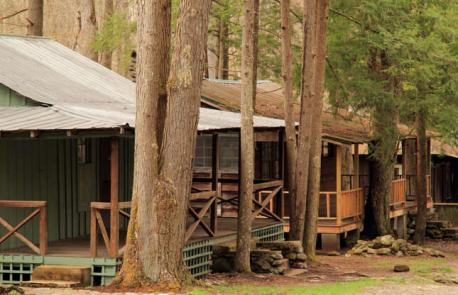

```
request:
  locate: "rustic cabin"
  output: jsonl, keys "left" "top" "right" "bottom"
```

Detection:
{"left": 0, "top": 35, "right": 288, "bottom": 286}
{"left": 198, "top": 79, "right": 371, "bottom": 249}
{"left": 429, "top": 140, "right": 458, "bottom": 223}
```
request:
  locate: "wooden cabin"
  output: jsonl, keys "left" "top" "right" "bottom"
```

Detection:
{"left": 429, "top": 139, "right": 458, "bottom": 222}
{"left": 0, "top": 35, "right": 287, "bottom": 286}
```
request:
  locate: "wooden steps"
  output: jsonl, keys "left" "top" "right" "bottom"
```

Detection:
{"left": 21, "top": 265, "right": 91, "bottom": 288}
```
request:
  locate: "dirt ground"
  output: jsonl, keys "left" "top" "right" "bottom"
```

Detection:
{"left": 12, "top": 239, "right": 458, "bottom": 294}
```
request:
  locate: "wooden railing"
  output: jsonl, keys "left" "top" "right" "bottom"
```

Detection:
{"left": 390, "top": 178, "right": 406, "bottom": 208}
{"left": 90, "top": 201, "right": 131, "bottom": 258}
{"left": 340, "top": 188, "right": 365, "bottom": 220}
{"left": 318, "top": 188, "right": 364, "bottom": 225}
{"left": 185, "top": 190, "right": 218, "bottom": 242}
{"left": 0, "top": 200, "right": 47, "bottom": 255}
{"left": 220, "top": 180, "right": 284, "bottom": 222}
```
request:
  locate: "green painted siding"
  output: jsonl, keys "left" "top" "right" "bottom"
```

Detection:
{"left": 0, "top": 137, "right": 135, "bottom": 251}
{"left": 0, "top": 84, "right": 39, "bottom": 106}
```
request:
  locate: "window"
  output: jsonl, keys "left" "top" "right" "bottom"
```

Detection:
{"left": 220, "top": 134, "right": 239, "bottom": 173}
{"left": 194, "top": 135, "right": 213, "bottom": 171}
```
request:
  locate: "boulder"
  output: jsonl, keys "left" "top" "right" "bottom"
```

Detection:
{"left": 327, "top": 251, "right": 341, "bottom": 256}
{"left": 376, "top": 248, "right": 391, "bottom": 255}
{"left": 380, "top": 235, "right": 395, "bottom": 246}
{"left": 394, "top": 265, "right": 410, "bottom": 272}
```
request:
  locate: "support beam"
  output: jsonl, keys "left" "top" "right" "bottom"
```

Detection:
{"left": 211, "top": 133, "right": 220, "bottom": 233}
{"left": 110, "top": 137, "right": 119, "bottom": 258}
{"left": 354, "top": 143, "right": 360, "bottom": 188}
{"left": 276, "top": 129, "right": 285, "bottom": 217}
{"left": 336, "top": 145, "right": 342, "bottom": 225}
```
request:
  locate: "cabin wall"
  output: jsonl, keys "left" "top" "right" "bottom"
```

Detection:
{"left": 0, "top": 84, "right": 39, "bottom": 106}
{"left": 0, "top": 137, "right": 135, "bottom": 250}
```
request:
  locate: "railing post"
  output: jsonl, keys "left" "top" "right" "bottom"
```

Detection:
{"left": 39, "top": 204, "right": 47, "bottom": 256}
{"left": 90, "top": 206, "right": 97, "bottom": 257}
{"left": 110, "top": 137, "right": 119, "bottom": 258}
{"left": 336, "top": 145, "right": 342, "bottom": 225}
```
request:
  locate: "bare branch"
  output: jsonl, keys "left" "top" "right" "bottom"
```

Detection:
{"left": 0, "top": 8, "right": 28, "bottom": 21}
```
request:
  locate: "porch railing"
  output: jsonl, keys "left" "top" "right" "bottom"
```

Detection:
{"left": 318, "top": 188, "right": 364, "bottom": 225}
{"left": 90, "top": 201, "right": 131, "bottom": 258}
{"left": 0, "top": 200, "right": 47, "bottom": 255}
{"left": 390, "top": 178, "right": 406, "bottom": 208}
{"left": 185, "top": 190, "right": 218, "bottom": 242}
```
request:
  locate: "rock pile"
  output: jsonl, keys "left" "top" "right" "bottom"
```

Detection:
{"left": 347, "top": 235, "right": 445, "bottom": 257}
{"left": 257, "top": 240, "right": 307, "bottom": 269}
{"left": 407, "top": 213, "right": 458, "bottom": 240}
{"left": 212, "top": 240, "right": 307, "bottom": 275}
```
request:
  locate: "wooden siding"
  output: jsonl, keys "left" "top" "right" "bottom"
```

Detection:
{"left": 0, "top": 137, "right": 134, "bottom": 250}
{"left": 0, "top": 84, "right": 39, "bottom": 106}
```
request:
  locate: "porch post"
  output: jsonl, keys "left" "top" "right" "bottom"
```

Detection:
{"left": 277, "top": 129, "right": 285, "bottom": 217}
{"left": 353, "top": 143, "right": 360, "bottom": 188}
{"left": 211, "top": 133, "right": 220, "bottom": 233}
{"left": 336, "top": 145, "right": 342, "bottom": 226}
{"left": 110, "top": 137, "right": 119, "bottom": 258}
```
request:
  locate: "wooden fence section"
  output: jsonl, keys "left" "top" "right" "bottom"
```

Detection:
{"left": 340, "top": 188, "right": 365, "bottom": 220}
{"left": 0, "top": 200, "right": 47, "bottom": 255}
{"left": 90, "top": 201, "right": 131, "bottom": 258}
{"left": 391, "top": 178, "right": 406, "bottom": 208}
{"left": 186, "top": 190, "right": 218, "bottom": 242}
{"left": 318, "top": 188, "right": 364, "bottom": 226}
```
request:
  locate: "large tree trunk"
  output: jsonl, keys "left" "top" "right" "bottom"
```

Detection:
{"left": 235, "top": 0, "right": 259, "bottom": 272}
{"left": 99, "top": 0, "right": 114, "bottom": 68}
{"left": 304, "top": 0, "right": 329, "bottom": 258}
{"left": 75, "top": 0, "right": 98, "bottom": 61}
{"left": 289, "top": 0, "right": 316, "bottom": 241}
{"left": 114, "top": 0, "right": 171, "bottom": 287}
{"left": 26, "top": 0, "right": 43, "bottom": 36}
{"left": 413, "top": 108, "right": 427, "bottom": 245}
{"left": 280, "top": 0, "right": 297, "bottom": 229}
{"left": 154, "top": 0, "right": 212, "bottom": 283}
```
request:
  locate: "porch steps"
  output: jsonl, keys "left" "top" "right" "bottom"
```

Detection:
{"left": 21, "top": 265, "right": 91, "bottom": 288}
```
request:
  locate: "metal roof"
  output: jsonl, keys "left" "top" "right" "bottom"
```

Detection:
{"left": 201, "top": 79, "right": 370, "bottom": 143}
{"left": 0, "top": 34, "right": 284, "bottom": 133}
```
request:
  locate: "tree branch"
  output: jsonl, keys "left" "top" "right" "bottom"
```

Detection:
{"left": 0, "top": 8, "right": 28, "bottom": 21}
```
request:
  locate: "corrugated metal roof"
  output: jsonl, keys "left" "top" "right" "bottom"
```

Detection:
{"left": 201, "top": 79, "right": 370, "bottom": 143}
{"left": 0, "top": 35, "right": 284, "bottom": 132}
{"left": 0, "top": 106, "right": 284, "bottom": 132}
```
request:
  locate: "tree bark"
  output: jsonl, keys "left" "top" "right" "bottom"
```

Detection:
{"left": 217, "top": 18, "right": 229, "bottom": 79}
{"left": 289, "top": 0, "right": 316, "bottom": 241}
{"left": 304, "top": 0, "right": 329, "bottom": 258}
{"left": 26, "top": 0, "right": 43, "bottom": 36}
{"left": 280, "top": 0, "right": 297, "bottom": 229}
{"left": 235, "top": 0, "right": 259, "bottom": 273}
{"left": 114, "top": 0, "right": 171, "bottom": 287}
{"left": 413, "top": 108, "right": 427, "bottom": 245}
{"left": 99, "top": 0, "right": 114, "bottom": 68}
{"left": 154, "top": 0, "right": 212, "bottom": 283}
{"left": 75, "top": 0, "right": 98, "bottom": 61}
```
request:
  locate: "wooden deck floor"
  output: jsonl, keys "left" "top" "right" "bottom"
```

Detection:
{"left": 1, "top": 217, "right": 279, "bottom": 258}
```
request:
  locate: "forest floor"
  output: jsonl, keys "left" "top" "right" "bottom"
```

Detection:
{"left": 14, "top": 240, "right": 458, "bottom": 295}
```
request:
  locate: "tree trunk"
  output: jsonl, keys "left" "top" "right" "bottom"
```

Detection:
{"left": 413, "top": 108, "right": 427, "bottom": 245}
{"left": 154, "top": 0, "right": 212, "bottom": 283}
{"left": 369, "top": 149, "right": 393, "bottom": 235}
{"left": 280, "top": 0, "right": 297, "bottom": 229}
{"left": 99, "top": 0, "right": 114, "bottom": 68}
{"left": 289, "top": 0, "right": 316, "bottom": 241}
{"left": 26, "top": 0, "right": 43, "bottom": 36}
{"left": 304, "top": 0, "right": 329, "bottom": 258}
{"left": 235, "top": 0, "right": 259, "bottom": 273}
{"left": 114, "top": 0, "right": 171, "bottom": 287}
{"left": 75, "top": 0, "right": 98, "bottom": 61}
{"left": 217, "top": 18, "right": 228, "bottom": 79}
